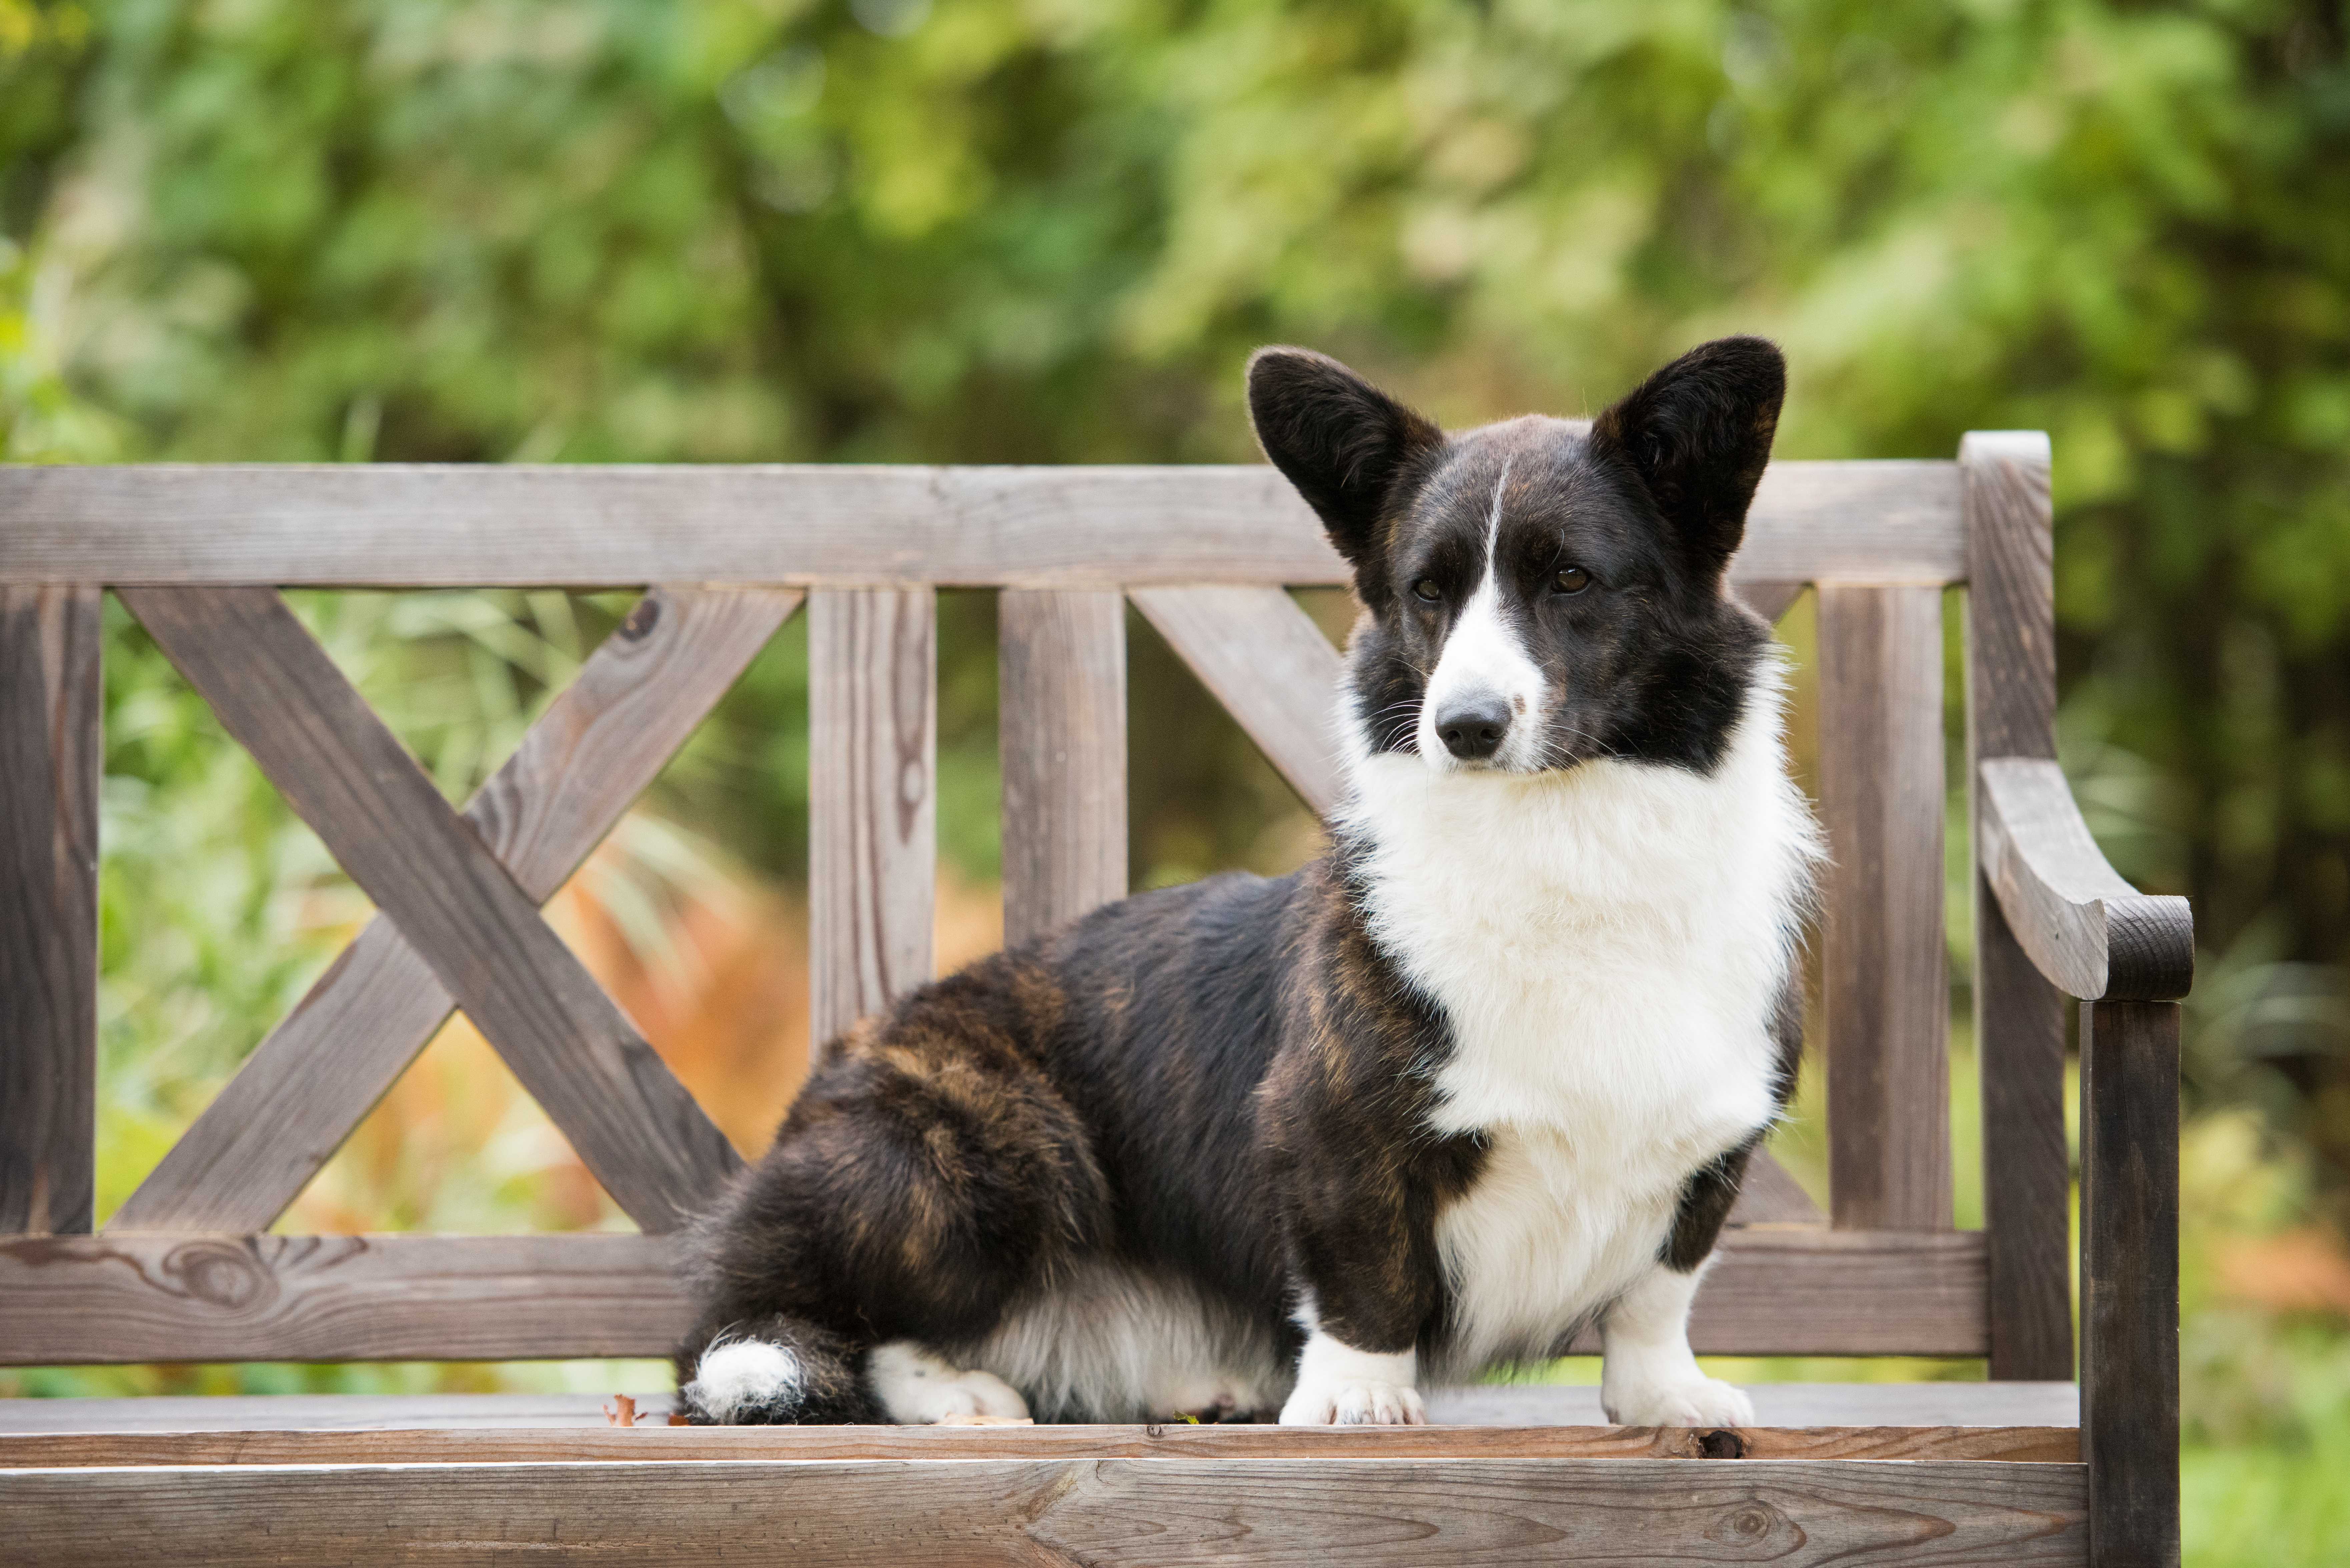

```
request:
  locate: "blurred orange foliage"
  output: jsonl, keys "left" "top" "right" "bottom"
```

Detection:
{"left": 280, "top": 814, "right": 1006, "bottom": 1235}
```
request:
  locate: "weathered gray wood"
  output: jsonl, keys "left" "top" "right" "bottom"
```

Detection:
{"left": 0, "top": 1422, "right": 2081, "bottom": 1468}
{"left": 2080, "top": 1000, "right": 2181, "bottom": 1568}
{"left": 0, "top": 1234, "right": 692, "bottom": 1363}
{"left": 110, "top": 588, "right": 799, "bottom": 1234}
{"left": 1129, "top": 584, "right": 1345, "bottom": 816}
{"left": 0, "top": 460, "right": 1965, "bottom": 588}
{"left": 0, "top": 1456, "right": 2088, "bottom": 1567}
{"left": 1000, "top": 589, "right": 1127, "bottom": 946}
{"left": 0, "top": 1381, "right": 2080, "bottom": 1436}
{"left": 0, "top": 1228, "right": 1986, "bottom": 1364}
{"left": 1978, "top": 894, "right": 2075, "bottom": 1381}
{"left": 1978, "top": 759, "right": 2194, "bottom": 1003}
{"left": 1962, "top": 429, "right": 2075, "bottom": 1382}
{"left": 1817, "top": 583, "right": 1952, "bottom": 1232}
{"left": 1426, "top": 1381, "right": 2080, "bottom": 1432}
{"left": 116, "top": 587, "right": 740, "bottom": 1231}
{"left": 0, "top": 586, "right": 101, "bottom": 1236}
{"left": 809, "top": 588, "right": 937, "bottom": 1045}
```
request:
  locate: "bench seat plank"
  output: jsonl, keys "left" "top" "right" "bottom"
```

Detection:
{"left": 0, "top": 1455, "right": 2087, "bottom": 1567}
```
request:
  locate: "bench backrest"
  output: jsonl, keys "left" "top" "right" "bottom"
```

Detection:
{"left": 0, "top": 437, "right": 2072, "bottom": 1380}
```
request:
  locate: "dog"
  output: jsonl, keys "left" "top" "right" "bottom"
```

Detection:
{"left": 674, "top": 335, "right": 1819, "bottom": 1428}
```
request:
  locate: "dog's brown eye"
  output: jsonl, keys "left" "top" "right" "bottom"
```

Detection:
{"left": 1553, "top": 565, "right": 1592, "bottom": 595}
{"left": 1411, "top": 578, "right": 1442, "bottom": 603}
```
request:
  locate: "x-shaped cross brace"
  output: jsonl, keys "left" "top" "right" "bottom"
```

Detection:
{"left": 109, "top": 585, "right": 800, "bottom": 1234}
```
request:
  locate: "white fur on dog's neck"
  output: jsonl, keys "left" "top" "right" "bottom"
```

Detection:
{"left": 1335, "top": 655, "right": 1819, "bottom": 1375}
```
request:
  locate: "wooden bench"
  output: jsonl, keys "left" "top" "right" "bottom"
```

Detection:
{"left": 0, "top": 438, "right": 2190, "bottom": 1566}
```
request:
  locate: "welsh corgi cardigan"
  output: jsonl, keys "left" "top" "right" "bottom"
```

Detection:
{"left": 677, "top": 336, "right": 1820, "bottom": 1428}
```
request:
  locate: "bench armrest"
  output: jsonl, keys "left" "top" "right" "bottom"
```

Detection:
{"left": 1977, "top": 757, "right": 2194, "bottom": 1001}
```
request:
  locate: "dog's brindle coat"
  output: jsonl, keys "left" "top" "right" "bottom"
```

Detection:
{"left": 678, "top": 337, "right": 1816, "bottom": 1427}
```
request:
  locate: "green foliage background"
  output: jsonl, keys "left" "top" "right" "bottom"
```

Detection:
{"left": 6, "top": 1, "right": 2350, "bottom": 1559}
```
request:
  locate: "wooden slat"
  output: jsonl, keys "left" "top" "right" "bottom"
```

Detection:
{"left": 1129, "top": 584, "right": 1345, "bottom": 816}
{"left": 0, "top": 1229, "right": 1985, "bottom": 1365}
{"left": 1817, "top": 583, "right": 1952, "bottom": 1231}
{"left": 2080, "top": 1000, "right": 2181, "bottom": 1568}
{"left": 999, "top": 589, "right": 1127, "bottom": 946}
{"left": 0, "top": 1381, "right": 2082, "bottom": 1434}
{"left": 0, "top": 461, "right": 1964, "bottom": 588}
{"left": 0, "top": 1457, "right": 2088, "bottom": 1567}
{"left": 110, "top": 588, "right": 799, "bottom": 1234}
{"left": 809, "top": 588, "right": 937, "bottom": 1044}
{"left": 0, "top": 1423, "right": 2081, "bottom": 1468}
{"left": 1962, "top": 429, "right": 2074, "bottom": 1382}
{"left": 115, "top": 588, "right": 740, "bottom": 1232}
{"left": 0, "top": 585, "right": 101, "bottom": 1235}
{"left": 0, "top": 1234, "right": 691, "bottom": 1363}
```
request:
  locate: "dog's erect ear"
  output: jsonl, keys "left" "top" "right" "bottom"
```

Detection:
{"left": 1248, "top": 348, "right": 1444, "bottom": 572}
{"left": 1589, "top": 336, "right": 1785, "bottom": 579}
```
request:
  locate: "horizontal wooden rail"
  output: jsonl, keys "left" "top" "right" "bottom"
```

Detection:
{"left": 0, "top": 1456, "right": 2088, "bottom": 1567}
{"left": 0, "top": 1422, "right": 2081, "bottom": 1467}
{"left": 0, "top": 460, "right": 1963, "bottom": 587}
{"left": 0, "top": 1228, "right": 1984, "bottom": 1365}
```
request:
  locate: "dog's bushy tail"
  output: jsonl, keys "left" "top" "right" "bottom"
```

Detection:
{"left": 674, "top": 1314, "right": 880, "bottom": 1425}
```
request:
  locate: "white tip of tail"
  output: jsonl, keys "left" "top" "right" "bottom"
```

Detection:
{"left": 688, "top": 1339, "right": 804, "bottom": 1423}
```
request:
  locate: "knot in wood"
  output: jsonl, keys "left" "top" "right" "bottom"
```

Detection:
{"left": 1697, "top": 1428, "right": 1747, "bottom": 1459}
{"left": 164, "top": 1240, "right": 274, "bottom": 1312}
{"left": 621, "top": 597, "right": 661, "bottom": 641}
{"left": 1703, "top": 1498, "right": 1798, "bottom": 1555}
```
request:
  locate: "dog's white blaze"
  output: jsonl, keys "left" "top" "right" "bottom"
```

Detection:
{"left": 1343, "top": 658, "right": 1818, "bottom": 1389}
{"left": 687, "top": 1338, "right": 803, "bottom": 1423}
{"left": 954, "top": 1258, "right": 1290, "bottom": 1422}
{"left": 1417, "top": 457, "right": 1548, "bottom": 772}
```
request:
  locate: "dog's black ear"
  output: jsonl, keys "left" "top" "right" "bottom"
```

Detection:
{"left": 1589, "top": 336, "right": 1785, "bottom": 579}
{"left": 1248, "top": 347, "right": 1444, "bottom": 572}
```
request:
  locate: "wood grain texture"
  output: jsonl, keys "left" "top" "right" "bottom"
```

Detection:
{"left": 115, "top": 587, "right": 740, "bottom": 1231}
{"left": 109, "top": 588, "right": 799, "bottom": 1234}
{"left": 0, "top": 586, "right": 101, "bottom": 1236}
{"left": 0, "top": 1381, "right": 2081, "bottom": 1434}
{"left": 999, "top": 589, "right": 1127, "bottom": 946}
{"left": 0, "top": 459, "right": 1965, "bottom": 588}
{"left": 1979, "top": 892, "right": 2077, "bottom": 1382}
{"left": 1962, "top": 429, "right": 2076, "bottom": 1383}
{"left": 1817, "top": 583, "right": 1952, "bottom": 1233}
{"left": 0, "top": 1457, "right": 2088, "bottom": 1567}
{"left": 0, "top": 1423, "right": 2080, "bottom": 1468}
{"left": 809, "top": 588, "right": 937, "bottom": 1045}
{"left": 2080, "top": 1001, "right": 2182, "bottom": 1568}
{"left": 1978, "top": 759, "right": 2194, "bottom": 1003}
{"left": 0, "top": 1234, "right": 692, "bottom": 1363}
{"left": 1129, "top": 584, "right": 1345, "bottom": 816}
{"left": 0, "top": 1229, "right": 1986, "bottom": 1365}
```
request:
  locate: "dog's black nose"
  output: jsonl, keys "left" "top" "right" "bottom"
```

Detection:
{"left": 1435, "top": 697, "right": 1511, "bottom": 761}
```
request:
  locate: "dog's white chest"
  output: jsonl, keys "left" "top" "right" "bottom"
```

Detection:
{"left": 1342, "top": 696, "right": 1815, "bottom": 1374}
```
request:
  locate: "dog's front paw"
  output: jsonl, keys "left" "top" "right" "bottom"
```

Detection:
{"left": 1280, "top": 1378, "right": 1428, "bottom": 1426}
{"left": 1602, "top": 1373, "right": 1754, "bottom": 1429}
